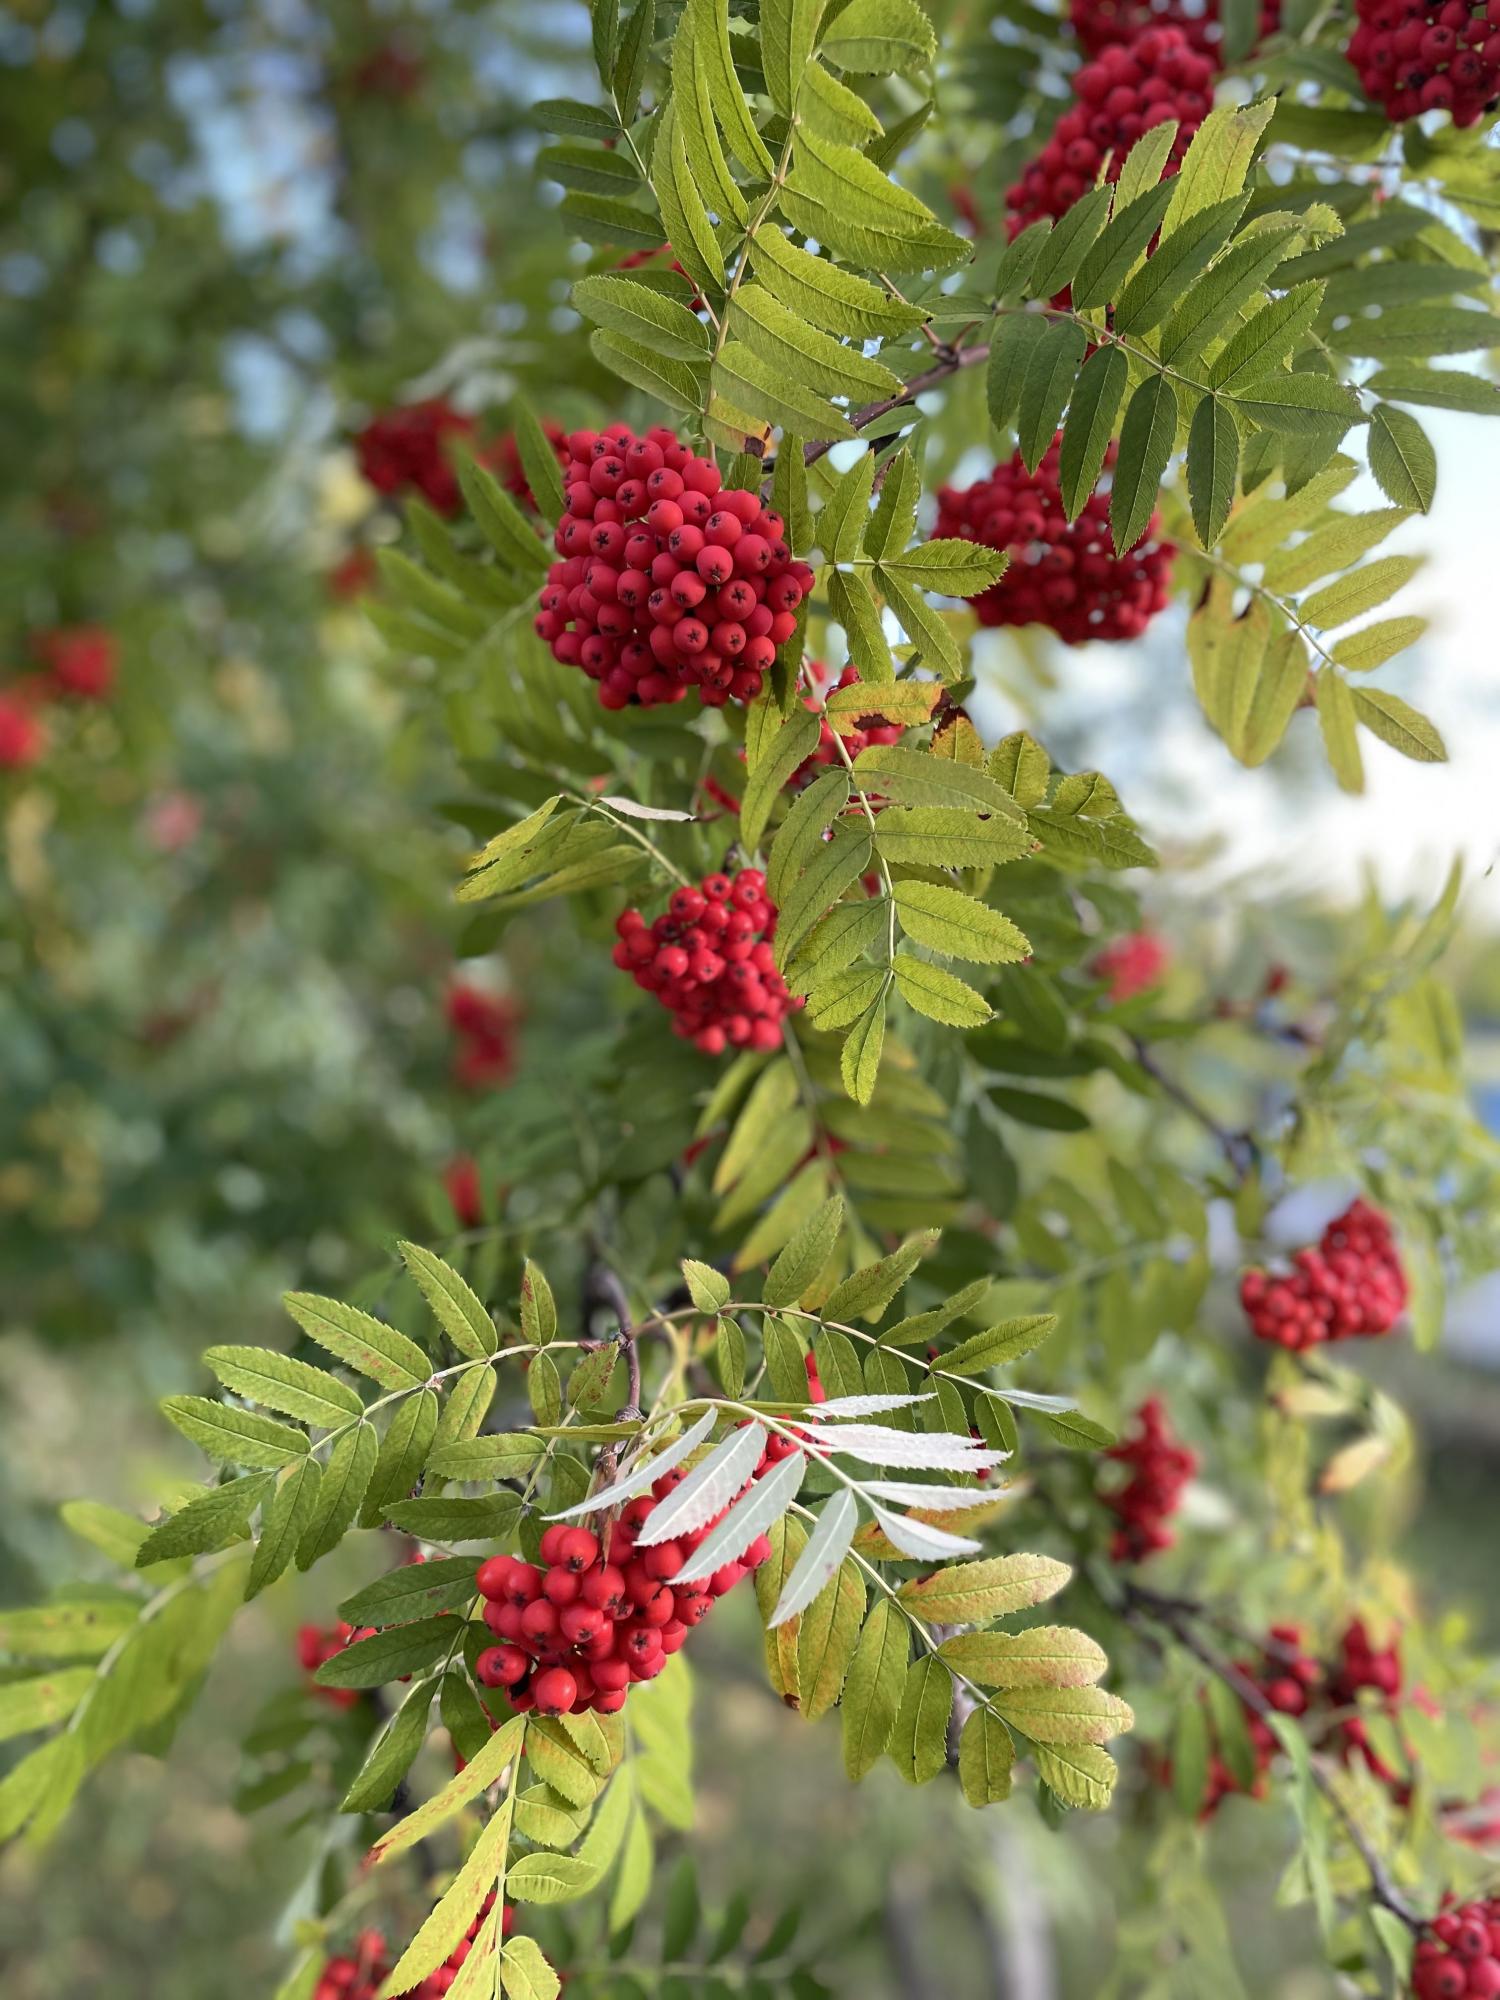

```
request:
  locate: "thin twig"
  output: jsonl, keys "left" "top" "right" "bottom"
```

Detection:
{"left": 1128, "top": 1033, "right": 1256, "bottom": 1182}
{"left": 803, "top": 341, "right": 989, "bottom": 469}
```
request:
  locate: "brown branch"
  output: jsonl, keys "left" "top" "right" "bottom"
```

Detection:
{"left": 802, "top": 340, "right": 988, "bottom": 470}
{"left": 1128, "top": 1034, "right": 1256, "bottom": 1183}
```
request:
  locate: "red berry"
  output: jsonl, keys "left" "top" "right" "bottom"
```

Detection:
{"left": 532, "top": 1667, "right": 579, "bottom": 1716}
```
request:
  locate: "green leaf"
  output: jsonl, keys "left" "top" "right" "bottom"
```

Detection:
{"left": 382, "top": 1791, "right": 514, "bottom": 1994}
{"left": 1367, "top": 403, "right": 1437, "bottom": 513}
{"left": 653, "top": 101, "right": 726, "bottom": 299}
{"left": 342, "top": 1680, "right": 435, "bottom": 1813}
{"left": 341, "top": 1557, "right": 482, "bottom": 1628}
{"left": 873, "top": 806, "right": 1032, "bottom": 869}
{"left": 612, "top": 0, "right": 654, "bottom": 121}
{"left": 842, "top": 1599, "right": 909, "bottom": 1779}
{"left": 764, "top": 1194, "right": 845, "bottom": 1307}
{"left": 1314, "top": 670, "right": 1364, "bottom": 794}
{"left": 501, "top": 1937, "right": 562, "bottom": 2000}
{"left": 284, "top": 1292, "right": 433, "bottom": 1391}
{"left": 897, "top": 1552, "right": 1071, "bottom": 1622}
{"left": 686, "top": 0, "right": 773, "bottom": 175}
{"left": 361, "top": 1392, "right": 440, "bottom": 1527}
{"left": 520, "top": 1260, "right": 558, "bottom": 1347}
{"left": 819, "top": 452, "right": 877, "bottom": 563}
{"left": 893, "top": 953, "right": 992, "bottom": 1028}
{"left": 507, "top": 1851, "right": 603, "bottom": 1905}
{"left": 1330, "top": 615, "right": 1427, "bottom": 672}
{"left": 1208, "top": 283, "right": 1325, "bottom": 391}
{"left": 0, "top": 1598, "right": 139, "bottom": 1662}
{"left": 714, "top": 340, "right": 856, "bottom": 443}
{"left": 851, "top": 745, "right": 1026, "bottom": 821}
{"left": 1301, "top": 555, "right": 1422, "bottom": 628}
{"left": 941, "top": 1314, "right": 1058, "bottom": 1373}
{"left": 683, "top": 1260, "right": 731, "bottom": 1315}
{"left": 1186, "top": 396, "right": 1240, "bottom": 548}
{"left": 1017, "top": 317, "right": 1089, "bottom": 474}
{"left": 821, "top": 1232, "right": 938, "bottom": 1323}
{"left": 987, "top": 312, "right": 1049, "bottom": 437}
{"left": 1029, "top": 1405, "right": 1115, "bottom": 1450}
{"left": 1109, "top": 375, "right": 1177, "bottom": 556}
{"left": 671, "top": 0, "right": 749, "bottom": 226}
{"left": 1027, "top": 186, "right": 1112, "bottom": 301}
{"left": 796, "top": 1553, "right": 867, "bottom": 1720}
{"left": 1230, "top": 372, "right": 1362, "bottom": 437}
{"left": 248, "top": 1456, "right": 323, "bottom": 1599}
{"left": 879, "top": 538, "right": 1008, "bottom": 598}
{"left": 61, "top": 1501, "right": 153, "bottom": 1572}
{"left": 842, "top": 993, "right": 887, "bottom": 1105}
{"left": 528, "top": 1351, "right": 564, "bottom": 1428}
{"left": 751, "top": 230, "right": 928, "bottom": 340}
{"left": 314, "top": 1617, "right": 456, "bottom": 1691}
{"left": 592, "top": 330, "right": 707, "bottom": 417}
{"left": 939, "top": 1626, "right": 1107, "bottom": 1689}
{"left": 991, "top": 1684, "right": 1133, "bottom": 1746}
{"left": 455, "top": 460, "right": 553, "bottom": 575}
{"left": 0, "top": 1668, "right": 96, "bottom": 1744}
{"left": 398, "top": 1244, "right": 498, "bottom": 1362}
{"left": 958, "top": 1707, "right": 1015, "bottom": 1806}
{"left": 1332, "top": 305, "right": 1500, "bottom": 359}
{"left": 137, "top": 1472, "right": 275, "bottom": 1565}
{"left": 202, "top": 1346, "right": 363, "bottom": 1429}
{"left": 1070, "top": 180, "right": 1177, "bottom": 311}
{"left": 1159, "top": 97, "right": 1274, "bottom": 240}
{"left": 1114, "top": 195, "right": 1248, "bottom": 335}
{"left": 1364, "top": 365, "right": 1500, "bottom": 416}
{"left": 1263, "top": 507, "right": 1408, "bottom": 595}
{"left": 1059, "top": 343, "right": 1129, "bottom": 522}
{"left": 1351, "top": 687, "right": 1446, "bottom": 763}
{"left": 888, "top": 1657, "right": 952, "bottom": 1784}
{"left": 821, "top": 0, "right": 937, "bottom": 73}
{"left": 741, "top": 711, "right": 824, "bottom": 853}
{"left": 988, "top": 731, "right": 1051, "bottom": 806}
{"left": 425, "top": 1432, "right": 545, "bottom": 1482}
{"left": 768, "top": 767, "right": 853, "bottom": 911}
{"left": 762, "top": 0, "right": 827, "bottom": 112}
{"left": 385, "top": 1493, "right": 524, "bottom": 1541}
{"left": 782, "top": 129, "right": 969, "bottom": 273}
{"left": 893, "top": 882, "right": 1029, "bottom": 965}
{"left": 571, "top": 275, "right": 710, "bottom": 361}
{"left": 728, "top": 285, "right": 901, "bottom": 402}
{"left": 1032, "top": 1741, "right": 1117, "bottom": 1810}
{"left": 161, "top": 1397, "right": 309, "bottom": 1472}
{"left": 367, "top": 1712, "right": 527, "bottom": 1866}
{"left": 298, "top": 1423, "right": 378, "bottom": 1568}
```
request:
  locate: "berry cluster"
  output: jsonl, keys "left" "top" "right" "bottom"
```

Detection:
{"left": 933, "top": 441, "right": 1173, "bottom": 644}
{"left": 1070, "top": 0, "right": 1281, "bottom": 63}
{"left": 34, "top": 625, "right": 118, "bottom": 700}
{"left": 2, "top": 626, "right": 121, "bottom": 771}
{"left": 328, "top": 548, "right": 378, "bottom": 601}
{"left": 1414, "top": 1898, "right": 1500, "bottom": 1998}
{"left": 1005, "top": 29, "right": 1216, "bottom": 231}
{"left": 1192, "top": 1619, "right": 1410, "bottom": 1815}
{"left": 1348, "top": 0, "right": 1500, "bottom": 128}
{"left": 1092, "top": 928, "right": 1170, "bottom": 1002}
{"left": 446, "top": 982, "right": 520, "bottom": 1091}
{"left": 356, "top": 400, "right": 474, "bottom": 516}
{"left": 1197, "top": 1624, "right": 1324, "bottom": 1815}
{"left": 297, "top": 1620, "right": 372, "bottom": 1710}
{"left": 533, "top": 424, "right": 814, "bottom": 711}
{"left": 1101, "top": 1397, "right": 1197, "bottom": 1562}
{"left": 796, "top": 664, "right": 904, "bottom": 782}
{"left": 1330, "top": 1615, "right": 1408, "bottom": 1790}
{"left": 613, "top": 868, "right": 798, "bottom": 1055}
{"left": 473, "top": 1447, "right": 790, "bottom": 1717}
{"left": 444, "top": 1154, "right": 485, "bottom": 1230}
{"left": 315, "top": 1903, "right": 518, "bottom": 2000}
{"left": 1239, "top": 1198, "right": 1408, "bottom": 1350}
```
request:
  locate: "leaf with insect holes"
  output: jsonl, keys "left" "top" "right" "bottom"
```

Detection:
{"left": 633, "top": 1423, "right": 765, "bottom": 1547}
{"left": 674, "top": 1448, "right": 807, "bottom": 1586}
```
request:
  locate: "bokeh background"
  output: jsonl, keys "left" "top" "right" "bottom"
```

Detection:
{"left": 2, "top": 2, "right": 1497, "bottom": 1995}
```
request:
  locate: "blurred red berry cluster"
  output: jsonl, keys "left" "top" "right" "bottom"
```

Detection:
{"left": 1102, "top": 1397, "right": 1197, "bottom": 1562}
{"left": 1240, "top": 1198, "right": 1408, "bottom": 1350}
